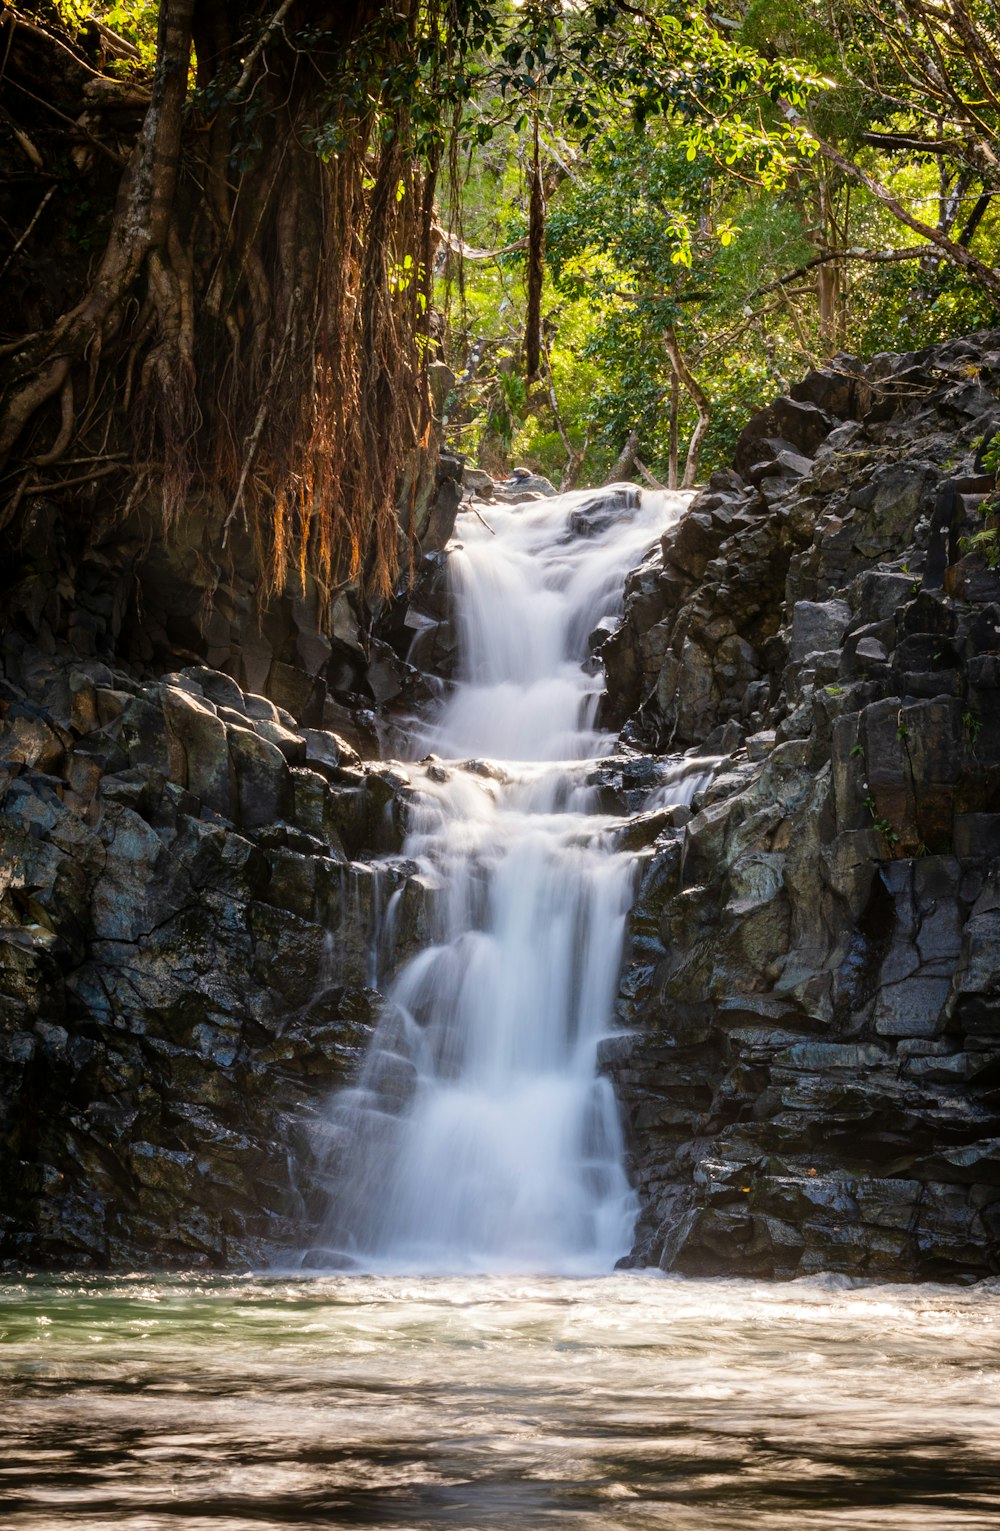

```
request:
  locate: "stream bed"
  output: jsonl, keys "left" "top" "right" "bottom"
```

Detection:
{"left": 2, "top": 1271, "right": 999, "bottom": 1529}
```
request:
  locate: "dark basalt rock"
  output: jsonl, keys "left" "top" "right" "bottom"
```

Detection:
{"left": 604, "top": 328, "right": 1000, "bottom": 1282}
{"left": 0, "top": 441, "right": 457, "bottom": 1268}
{"left": 5, "top": 330, "right": 1000, "bottom": 1284}
{"left": 0, "top": 642, "right": 442, "bottom": 1268}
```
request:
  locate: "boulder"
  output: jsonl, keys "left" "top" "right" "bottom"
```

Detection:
{"left": 161, "top": 685, "right": 232, "bottom": 816}
{"left": 227, "top": 725, "right": 290, "bottom": 830}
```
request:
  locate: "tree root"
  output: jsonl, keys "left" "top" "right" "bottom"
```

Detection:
{"left": 32, "top": 376, "right": 75, "bottom": 466}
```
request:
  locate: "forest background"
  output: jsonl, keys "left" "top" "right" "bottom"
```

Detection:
{"left": 1, "top": 0, "right": 999, "bottom": 600}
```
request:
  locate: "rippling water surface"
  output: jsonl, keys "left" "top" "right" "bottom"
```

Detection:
{"left": 2, "top": 1272, "right": 999, "bottom": 1529}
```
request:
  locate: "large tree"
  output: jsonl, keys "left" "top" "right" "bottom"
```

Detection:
{"left": 0, "top": 0, "right": 471, "bottom": 601}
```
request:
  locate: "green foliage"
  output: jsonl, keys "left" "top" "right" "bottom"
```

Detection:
{"left": 486, "top": 368, "right": 527, "bottom": 450}
{"left": 42, "top": 0, "right": 157, "bottom": 70}
{"left": 34, "top": 0, "right": 1000, "bottom": 493}
{"left": 443, "top": 0, "right": 1000, "bottom": 484}
{"left": 980, "top": 434, "right": 1000, "bottom": 477}
{"left": 960, "top": 526, "right": 1000, "bottom": 569}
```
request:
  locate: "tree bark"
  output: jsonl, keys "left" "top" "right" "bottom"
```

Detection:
{"left": 0, "top": 1, "right": 441, "bottom": 602}
{"left": 524, "top": 110, "right": 545, "bottom": 380}
{"left": 668, "top": 369, "right": 679, "bottom": 490}
{"left": 662, "top": 326, "right": 710, "bottom": 489}
{"left": 607, "top": 429, "right": 639, "bottom": 484}
{"left": 0, "top": 0, "right": 195, "bottom": 467}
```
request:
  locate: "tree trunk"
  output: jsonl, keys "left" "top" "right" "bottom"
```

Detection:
{"left": 668, "top": 369, "right": 680, "bottom": 490}
{"left": 0, "top": 1, "right": 440, "bottom": 602}
{"left": 524, "top": 111, "right": 545, "bottom": 380}
{"left": 815, "top": 175, "right": 839, "bottom": 355}
{"left": 607, "top": 429, "right": 639, "bottom": 484}
{"left": 662, "top": 327, "right": 710, "bottom": 489}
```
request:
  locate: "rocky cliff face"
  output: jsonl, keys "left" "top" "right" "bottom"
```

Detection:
{"left": 0, "top": 456, "right": 463, "bottom": 1268}
{"left": 603, "top": 331, "right": 1000, "bottom": 1280}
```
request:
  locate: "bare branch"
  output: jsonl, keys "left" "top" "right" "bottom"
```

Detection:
{"left": 232, "top": 0, "right": 295, "bottom": 98}
{"left": 0, "top": 185, "right": 56, "bottom": 280}
{"left": 750, "top": 245, "right": 930, "bottom": 299}
{"left": 780, "top": 99, "right": 1000, "bottom": 300}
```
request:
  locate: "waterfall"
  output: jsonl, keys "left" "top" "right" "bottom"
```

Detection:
{"left": 310, "top": 483, "right": 711, "bottom": 1274}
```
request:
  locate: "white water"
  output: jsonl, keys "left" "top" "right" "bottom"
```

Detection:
{"left": 314, "top": 485, "right": 711, "bottom": 1274}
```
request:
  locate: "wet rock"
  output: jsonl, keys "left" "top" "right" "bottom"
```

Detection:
{"left": 607, "top": 329, "right": 1000, "bottom": 1282}
{"left": 568, "top": 487, "right": 640, "bottom": 537}
{"left": 493, "top": 468, "right": 557, "bottom": 503}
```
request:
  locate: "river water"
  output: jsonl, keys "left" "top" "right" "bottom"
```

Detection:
{"left": 4, "top": 486, "right": 999, "bottom": 1527}
{"left": 1, "top": 1272, "right": 999, "bottom": 1528}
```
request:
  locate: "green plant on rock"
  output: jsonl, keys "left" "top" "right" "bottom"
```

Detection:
{"left": 979, "top": 433, "right": 1000, "bottom": 477}
{"left": 863, "top": 794, "right": 902, "bottom": 854}
{"left": 959, "top": 522, "right": 1000, "bottom": 569}
{"left": 960, "top": 432, "right": 1000, "bottom": 567}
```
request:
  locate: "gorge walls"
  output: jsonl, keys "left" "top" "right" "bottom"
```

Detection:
{"left": 3, "top": 330, "right": 1000, "bottom": 1281}
{"left": 0, "top": 454, "right": 462, "bottom": 1267}
{"left": 604, "top": 331, "right": 1000, "bottom": 1280}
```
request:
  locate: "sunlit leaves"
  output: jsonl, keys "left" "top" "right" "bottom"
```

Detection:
{"left": 41, "top": 0, "right": 157, "bottom": 72}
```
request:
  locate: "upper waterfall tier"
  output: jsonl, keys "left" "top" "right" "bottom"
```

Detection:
{"left": 418, "top": 485, "right": 688, "bottom": 762}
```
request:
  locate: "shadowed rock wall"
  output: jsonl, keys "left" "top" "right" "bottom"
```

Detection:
{"left": 0, "top": 456, "right": 463, "bottom": 1268}
{"left": 602, "top": 332, "right": 1000, "bottom": 1280}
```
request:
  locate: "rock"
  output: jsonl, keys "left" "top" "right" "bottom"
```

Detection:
{"left": 161, "top": 685, "right": 232, "bottom": 816}
{"left": 253, "top": 718, "right": 307, "bottom": 765}
{"left": 733, "top": 397, "right": 836, "bottom": 475}
{"left": 493, "top": 468, "right": 557, "bottom": 503}
{"left": 568, "top": 487, "right": 640, "bottom": 537}
{"left": 606, "top": 330, "right": 1000, "bottom": 1282}
{"left": 266, "top": 660, "right": 319, "bottom": 723}
{"left": 463, "top": 466, "right": 495, "bottom": 498}
{"left": 0, "top": 705, "right": 66, "bottom": 773}
{"left": 789, "top": 599, "right": 852, "bottom": 663}
{"left": 301, "top": 728, "right": 362, "bottom": 773}
{"left": 227, "top": 725, "right": 290, "bottom": 829}
{"left": 182, "top": 666, "right": 246, "bottom": 714}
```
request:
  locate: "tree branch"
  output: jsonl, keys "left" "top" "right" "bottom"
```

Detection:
{"left": 780, "top": 99, "right": 1000, "bottom": 300}
{"left": 749, "top": 245, "right": 930, "bottom": 299}
{"left": 860, "top": 131, "right": 970, "bottom": 155}
{"left": 232, "top": 0, "right": 295, "bottom": 98}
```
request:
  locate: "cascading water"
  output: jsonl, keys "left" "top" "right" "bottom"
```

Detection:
{"left": 312, "top": 483, "right": 713, "bottom": 1273}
